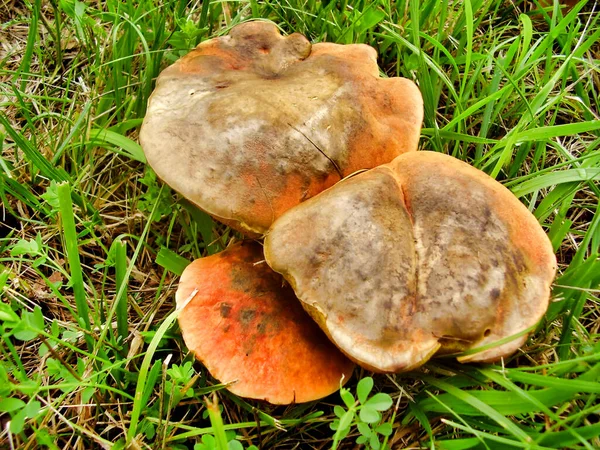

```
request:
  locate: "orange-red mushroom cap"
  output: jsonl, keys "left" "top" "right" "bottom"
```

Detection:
{"left": 176, "top": 241, "right": 355, "bottom": 404}
{"left": 140, "top": 21, "right": 423, "bottom": 235}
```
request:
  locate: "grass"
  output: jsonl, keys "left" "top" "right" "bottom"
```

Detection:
{"left": 1, "top": 0, "right": 599, "bottom": 448}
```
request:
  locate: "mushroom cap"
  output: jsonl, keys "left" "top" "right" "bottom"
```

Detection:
{"left": 140, "top": 21, "right": 423, "bottom": 235}
{"left": 264, "top": 151, "right": 557, "bottom": 372}
{"left": 176, "top": 241, "right": 354, "bottom": 404}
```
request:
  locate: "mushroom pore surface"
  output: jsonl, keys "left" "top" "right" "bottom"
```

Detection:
{"left": 140, "top": 21, "right": 423, "bottom": 235}
{"left": 264, "top": 151, "right": 557, "bottom": 372}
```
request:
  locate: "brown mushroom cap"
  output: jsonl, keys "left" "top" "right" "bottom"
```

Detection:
{"left": 176, "top": 241, "right": 354, "bottom": 404}
{"left": 140, "top": 21, "right": 423, "bottom": 235}
{"left": 264, "top": 151, "right": 557, "bottom": 372}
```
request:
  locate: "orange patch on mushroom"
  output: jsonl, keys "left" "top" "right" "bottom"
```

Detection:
{"left": 177, "top": 241, "right": 354, "bottom": 404}
{"left": 265, "top": 152, "right": 556, "bottom": 372}
{"left": 140, "top": 21, "right": 423, "bottom": 235}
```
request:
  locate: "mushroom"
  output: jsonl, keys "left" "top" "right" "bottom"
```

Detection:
{"left": 264, "top": 151, "right": 557, "bottom": 372}
{"left": 140, "top": 21, "right": 423, "bottom": 235}
{"left": 176, "top": 241, "right": 355, "bottom": 404}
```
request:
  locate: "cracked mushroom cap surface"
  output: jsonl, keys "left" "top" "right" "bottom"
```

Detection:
{"left": 176, "top": 241, "right": 354, "bottom": 404}
{"left": 264, "top": 151, "right": 557, "bottom": 373}
{"left": 140, "top": 21, "right": 423, "bottom": 235}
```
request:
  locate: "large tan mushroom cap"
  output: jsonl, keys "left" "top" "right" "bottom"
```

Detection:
{"left": 140, "top": 21, "right": 423, "bottom": 235}
{"left": 264, "top": 151, "right": 557, "bottom": 372}
{"left": 176, "top": 241, "right": 354, "bottom": 404}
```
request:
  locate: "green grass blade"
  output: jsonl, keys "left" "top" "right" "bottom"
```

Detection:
{"left": 514, "top": 120, "right": 600, "bottom": 142}
{"left": 52, "top": 101, "right": 93, "bottom": 164}
{"left": 205, "top": 393, "right": 230, "bottom": 450}
{"left": 126, "top": 307, "right": 181, "bottom": 444}
{"left": 17, "top": 0, "right": 40, "bottom": 92}
{"left": 511, "top": 169, "right": 600, "bottom": 198}
{"left": 114, "top": 240, "right": 128, "bottom": 345}
{"left": 155, "top": 247, "right": 191, "bottom": 276}
{"left": 536, "top": 423, "right": 600, "bottom": 448}
{"left": 88, "top": 128, "right": 146, "bottom": 163}
{"left": 440, "top": 419, "right": 551, "bottom": 450}
{"left": 0, "top": 114, "right": 70, "bottom": 182}
{"left": 57, "top": 182, "right": 91, "bottom": 334}
{"left": 421, "top": 376, "right": 531, "bottom": 442}
{"left": 507, "top": 369, "right": 600, "bottom": 394}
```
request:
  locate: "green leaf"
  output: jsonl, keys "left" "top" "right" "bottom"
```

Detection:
{"left": 357, "top": 376, "right": 374, "bottom": 404}
{"left": 0, "top": 303, "right": 19, "bottom": 324}
{"left": 330, "top": 419, "right": 340, "bottom": 431}
{"left": 40, "top": 180, "right": 61, "bottom": 212}
{"left": 140, "top": 418, "right": 156, "bottom": 440}
{"left": 357, "top": 421, "right": 371, "bottom": 437}
{"left": 10, "top": 238, "right": 40, "bottom": 257}
{"left": 0, "top": 397, "right": 26, "bottom": 413}
{"left": 333, "top": 405, "right": 346, "bottom": 419}
{"left": 34, "top": 428, "right": 56, "bottom": 448}
{"left": 0, "top": 268, "right": 9, "bottom": 293}
{"left": 356, "top": 8, "right": 385, "bottom": 35}
{"left": 23, "top": 400, "right": 41, "bottom": 418}
{"left": 340, "top": 388, "right": 356, "bottom": 408}
{"left": 369, "top": 433, "right": 381, "bottom": 450}
{"left": 356, "top": 435, "right": 368, "bottom": 444}
{"left": 82, "top": 386, "right": 95, "bottom": 403}
{"left": 227, "top": 440, "right": 243, "bottom": 450}
{"left": 364, "top": 393, "right": 393, "bottom": 411}
{"left": 376, "top": 422, "right": 393, "bottom": 437}
{"left": 0, "top": 364, "right": 9, "bottom": 393}
{"left": 9, "top": 407, "right": 27, "bottom": 434}
{"left": 359, "top": 405, "right": 381, "bottom": 424}
{"left": 338, "top": 410, "right": 355, "bottom": 433}
{"left": 14, "top": 306, "right": 45, "bottom": 341}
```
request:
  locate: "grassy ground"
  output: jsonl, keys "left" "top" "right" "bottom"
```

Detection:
{"left": 1, "top": 0, "right": 599, "bottom": 448}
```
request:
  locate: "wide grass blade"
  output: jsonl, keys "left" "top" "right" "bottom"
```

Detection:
{"left": 156, "top": 247, "right": 191, "bottom": 276}
{"left": 88, "top": 128, "right": 146, "bottom": 163}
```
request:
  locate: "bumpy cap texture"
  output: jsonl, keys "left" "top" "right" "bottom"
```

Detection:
{"left": 140, "top": 21, "right": 423, "bottom": 234}
{"left": 176, "top": 241, "right": 355, "bottom": 404}
{"left": 265, "top": 152, "right": 557, "bottom": 372}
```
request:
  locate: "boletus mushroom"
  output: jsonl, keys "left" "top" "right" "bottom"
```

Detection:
{"left": 140, "top": 21, "right": 423, "bottom": 235}
{"left": 264, "top": 151, "right": 557, "bottom": 373}
{"left": 176, "top": 241, "right": 355, "bottom": 404}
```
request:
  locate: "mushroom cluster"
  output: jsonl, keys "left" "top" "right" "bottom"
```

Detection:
{"left": 141, "top": 21, "right": 557, "bottom": 404}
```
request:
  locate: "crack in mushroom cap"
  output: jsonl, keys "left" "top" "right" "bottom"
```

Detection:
{"left": 264, "top": 152, "right": 557, "bottom": 373}
{"left": 176, "top": 241, "right": 355, "bottom": 404}
{"left": 140, "top": 21, "right": 423, "bottom": 235}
